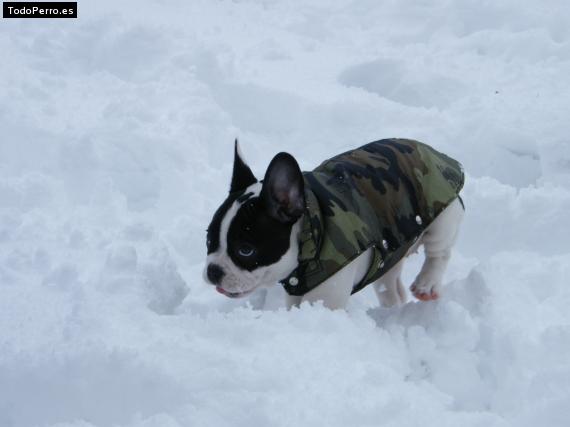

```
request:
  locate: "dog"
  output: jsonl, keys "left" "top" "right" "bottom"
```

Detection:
{"left": 204, "top": 138, "right": 464, "bottom": 310}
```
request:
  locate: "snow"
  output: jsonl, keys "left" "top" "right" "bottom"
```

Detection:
{"left": 1, "top": 0, "right": 570, "bottom": 426}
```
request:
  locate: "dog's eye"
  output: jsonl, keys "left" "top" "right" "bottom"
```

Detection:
{"left": 238, "top": 245, "right": 255, "bottom": 257}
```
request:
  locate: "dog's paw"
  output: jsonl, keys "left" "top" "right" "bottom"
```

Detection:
{"left": 410, "top": 277, "right": 441, "bottom": 301}
{"left": 410, "top": 256, "right": 449, "bottom": 301}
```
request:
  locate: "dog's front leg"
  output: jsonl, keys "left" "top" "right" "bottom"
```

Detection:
{"left": 300, "top": 270, "right": 355, "bottom": 310}
{"left": 300, "top": 249, "right": 373, "bottom": 310}
{"left": 285, "top": 294, "right": 302, "bottom": 310}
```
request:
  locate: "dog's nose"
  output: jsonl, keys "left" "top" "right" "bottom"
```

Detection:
{"left": 207, "top": 263, "right": 225, "bottom": 284}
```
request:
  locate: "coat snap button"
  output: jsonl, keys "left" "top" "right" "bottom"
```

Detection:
{"left": 416, "top": 215, "right": 422, "bottom": 225}
{"left": 289, "top": 277, "right": 299, "bottom": 286}
{"left": 382, "top": 239, "right": 388, "bottom": 249}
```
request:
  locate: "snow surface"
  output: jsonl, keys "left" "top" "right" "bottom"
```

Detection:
{"left": 1, "top": 1, "right": 570, "bottom": 426}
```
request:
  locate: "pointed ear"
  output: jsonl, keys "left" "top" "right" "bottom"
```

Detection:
{"left": 230, "top": 139, "right": 257, "bottom": 193}
{"left": 261, "top": 152, "right": 305, "bottom": 223}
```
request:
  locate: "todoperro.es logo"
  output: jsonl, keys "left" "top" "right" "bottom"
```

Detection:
{"left": 3, "top": 2, "right": 77, "bottom": 18}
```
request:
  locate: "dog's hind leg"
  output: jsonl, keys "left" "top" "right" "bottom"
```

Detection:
{"left": 373, "top": 259, "right": 406, "bottom": 307}
{"left": 410, "top": 198, "right": 464, "bottom": 301}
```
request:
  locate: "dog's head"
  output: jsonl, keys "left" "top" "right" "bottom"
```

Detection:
{"left": 203, "top": 140, "right": 305, "bottom": 298}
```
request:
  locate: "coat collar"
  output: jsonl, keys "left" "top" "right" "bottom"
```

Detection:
{"left": 298, "top": 186, "right": 323, "bottom": 261}
{"left": 278, "top": 183, "right": 323, "bottom": 292}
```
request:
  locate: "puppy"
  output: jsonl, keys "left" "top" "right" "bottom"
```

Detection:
{"left": 204, "top": 138, "right": 464, "bottom": 310}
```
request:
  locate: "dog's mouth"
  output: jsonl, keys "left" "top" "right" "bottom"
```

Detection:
{"left": 216, "top": 287, "right": 253, "bottom": 299}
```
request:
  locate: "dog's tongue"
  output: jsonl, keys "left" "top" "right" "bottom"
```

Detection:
{"left": 216, "top": 287, "right": 239, "bottom": 297}
{"left": 216, "top": 287, "right": 249, "bottom": 298}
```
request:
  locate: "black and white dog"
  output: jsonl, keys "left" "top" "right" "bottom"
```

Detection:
{"left": 204, "top": 141, "right": 464, "bottom": 310}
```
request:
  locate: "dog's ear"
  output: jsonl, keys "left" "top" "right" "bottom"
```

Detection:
{"left": 230, "top": 139, "right": 257, "bottom": 193}
{"left": 261, "top": 152, "right": 305, "bottom": 224}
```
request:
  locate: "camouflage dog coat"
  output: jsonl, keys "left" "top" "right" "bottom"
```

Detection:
{"left": 280, "top": 138, "right": 464, "bottom": 296}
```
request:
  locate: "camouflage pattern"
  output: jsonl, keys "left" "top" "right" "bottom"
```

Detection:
{"left": 280, "top": 138, "right": 464, "bottom": 296}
